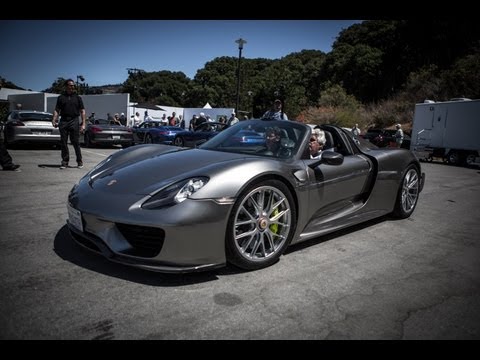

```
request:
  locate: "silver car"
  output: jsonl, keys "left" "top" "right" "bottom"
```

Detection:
{"left": 67, "top": 119, "right": 425, "bottom": 273}
{"left": 3, "top": 110, "right": 59, "bottom": 146}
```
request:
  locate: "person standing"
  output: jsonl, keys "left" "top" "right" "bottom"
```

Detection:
{"left": 52, "top": 79, "right": 86, "bottom": 169}
{"left": 0, "top": 142, "right": 20, "bottom": 171}
{"left": 88, "top": 112, "right": 95, "bottom": 121}
{"left": 394, "top": 123, "right": 404, "bottom": 148}
{"left": 227, "top": 111, "right": 239, "bottom": 126}
{"left": 134, "top": 112, "right": 140, "bottom": 125}
{"left": 119, "top": 113, "right": 126, "bottom": 126}
{"left": 352, "top": 124, "right": 361, "bottom": 136}
{"left": 144, "top": 111, "right": 153, "bottom": 122}
{"left": 170, "top": 112, "right": 179, "bottom": 126}
{"left": 179, "top": 115, "right": 185, "bottom": 129}
{"left": 262, "top": 99, "right": 288, "bottom": 120}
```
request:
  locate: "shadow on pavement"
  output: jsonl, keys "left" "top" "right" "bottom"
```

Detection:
{"left": 285, "top": 215, "right": 389, "bottom": 254}
{"left": 38, "top": 164, "right": 62, "bottom": 168}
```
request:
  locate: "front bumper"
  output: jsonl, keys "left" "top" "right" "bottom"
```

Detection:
{"left": 67, "top": 194, "right": 232, "bottom": 273}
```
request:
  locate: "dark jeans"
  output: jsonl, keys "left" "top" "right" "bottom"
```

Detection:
{"left": 59, "top": 118, "right": 82, "bottom": 165}
{"left": 0, "top": 140, "right": 14, "bottom": 169}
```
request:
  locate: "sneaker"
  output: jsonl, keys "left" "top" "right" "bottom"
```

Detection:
{"left": 3, "top": 164, "right": 20, "bottom": 171}
{"left": 60, "top": 163, "right": 68, "bottom": 169}
{"left": 77, "top": 162, "right": 84, "bottom": 169}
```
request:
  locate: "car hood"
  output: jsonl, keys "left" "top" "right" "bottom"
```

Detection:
{"left": 87, "top": 145, "right": 254, "bottom": 196}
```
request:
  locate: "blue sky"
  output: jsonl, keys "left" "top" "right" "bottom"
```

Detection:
{"left": 0, "top": 20, "right": 362, "bottom": 92}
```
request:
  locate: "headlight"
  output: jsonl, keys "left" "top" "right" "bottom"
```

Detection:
{"left": 142, "top": 177, "right": 209, "bottom": 209}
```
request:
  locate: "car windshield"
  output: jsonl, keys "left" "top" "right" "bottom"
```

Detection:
{"left": 18, "top": 112, "right": 52, "bottom": 120}
{"left": 198, "top": 119, "right": 309, "bottom": 159}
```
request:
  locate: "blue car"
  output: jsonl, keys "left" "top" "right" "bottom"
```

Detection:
{"left": 227, "top": 129, "right": 265, "bottom": 145}
{"left": 132, "top": 121, "right": 183, "bottom": 145}
{"left": 173, "top": 122, "right": 228, "bottom": 147}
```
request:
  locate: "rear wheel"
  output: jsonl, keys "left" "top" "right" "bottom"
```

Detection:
{"left": 226, "top": 180, "right": 296, "bottom": 270}
{"left": 174, "top": 137, "right": 184, "bottom": 147}
{"left": 465, "top": 153, "right": 477, "bottom": 167}
{"left": 392, "top": 165, "right": 420, "bottom": 219}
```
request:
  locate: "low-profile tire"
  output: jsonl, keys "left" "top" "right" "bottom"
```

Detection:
{"left": 226, "top": 179, "right": 296, "bottom": 270}
{"left": 144, "top": 134, "right": 153, "bottom": 144}
{"left": 174, "top": 137, "right": 184, "bottom": 147}
{"left": 392, "top": 165, "right": 421, "bottom": 219}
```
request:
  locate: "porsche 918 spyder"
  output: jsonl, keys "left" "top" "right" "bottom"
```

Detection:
{"left": 67, "top": 119, "right": 425, "bottom": 273}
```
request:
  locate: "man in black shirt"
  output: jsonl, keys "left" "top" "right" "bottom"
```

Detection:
{"left": 52, "top": 79, "right": 86, "bottom": 169}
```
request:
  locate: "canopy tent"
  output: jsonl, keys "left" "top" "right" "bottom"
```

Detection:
{"left": 203, "top": 102, "right": 212, "bottom": 109}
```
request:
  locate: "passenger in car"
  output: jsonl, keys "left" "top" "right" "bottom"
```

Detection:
{"left": 263, "top": 126, "right": 294, "bottom": 158}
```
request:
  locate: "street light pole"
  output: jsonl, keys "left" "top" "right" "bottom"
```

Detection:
{"left": 235, "top": 38, "right": 247, "bottom": 116}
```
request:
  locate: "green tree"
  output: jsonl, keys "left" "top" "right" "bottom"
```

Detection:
{"left": 324, "top": 43, "right": 383, "bottom": 102}
{"left": 442, "top": 52, "right": 480, "bottom": 100}
{"left": 43, "top": 77, "right": 67, "bottom": 94}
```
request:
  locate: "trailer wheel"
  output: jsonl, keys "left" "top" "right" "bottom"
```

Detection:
{"left": 447, "top": 151, "right": 461, "bottom": 165}
{"left": 465, "top": 153, "right": 477, "bottom": 167}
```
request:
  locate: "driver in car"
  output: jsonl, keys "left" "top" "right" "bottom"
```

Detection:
{"left": 309, "top": 128, "right": 326, "bottom": 159}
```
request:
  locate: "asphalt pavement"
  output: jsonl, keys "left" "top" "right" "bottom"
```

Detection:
{"left": 0, "top": 145, "right": 479, "bottom": 339}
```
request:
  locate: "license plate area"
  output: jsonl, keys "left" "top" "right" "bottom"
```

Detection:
{"left": 67, "top": 203, "right": 83, "bottom": 232}
{"left": 33, "top": 131, "right": 50, "bottom": 135}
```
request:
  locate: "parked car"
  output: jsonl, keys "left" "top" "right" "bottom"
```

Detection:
{"left": 3, "top": 110, "right": 59, "bottom": 147}
{"left": 371, "top": 129, "right": 411, "bottom": 149}
{"left": 132, "top": 121, "right": 183, "bottom": 145}
{"left": 82, "top": 119, "right": 134, "bottom": 148}
{"left": 362, "top": 128, "right": 383, "bottom": 143}
{"left": 173, "top": 121, "right": 228, "bottom": 147}
{"left": 67, "top": 119, "right": 425, "bottom": 273}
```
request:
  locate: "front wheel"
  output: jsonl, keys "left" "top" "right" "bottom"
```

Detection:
{"left": 392, "top": 165, "right": 420, "bottom": 219}
{"left": 85, "top": 133, "right": 92, "bottom": 148}
{"left": 447, "top": 151, "right": 461, "bottom": 165}
{"left": 144, "top": 134, "right": 153, "bottom": 144}
{"left": 226, "top": 180, "right": 296, "bottom": 270}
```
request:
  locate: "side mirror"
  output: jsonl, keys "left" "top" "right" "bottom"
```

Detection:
{"left": 322, "top": 151, "right": 344, "bottom": 165}
{"left": 307, "top": 151, "right": 344, "bottom": 168}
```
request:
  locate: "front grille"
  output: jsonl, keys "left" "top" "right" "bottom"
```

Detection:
{"left": 116, "top": 223, "right": 165, "bottom": 257}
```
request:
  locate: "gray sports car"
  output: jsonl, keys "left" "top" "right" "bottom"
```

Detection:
{"left": 67, "top": 119, "right": 425, "bottom": 273}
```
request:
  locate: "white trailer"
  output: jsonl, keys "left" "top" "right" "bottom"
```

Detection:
{"left": 410, "top": 99, "right": 480, "bottom": 166}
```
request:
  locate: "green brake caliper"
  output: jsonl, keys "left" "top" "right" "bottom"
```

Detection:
{"left": 269, "top": 207, "right": 279, "bottom": 234}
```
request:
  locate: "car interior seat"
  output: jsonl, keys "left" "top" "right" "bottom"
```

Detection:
{"left": 323, "top": 130, "right": 335, "bottom": 151}
{"left": 279, "top": 128, "right": 295, "bottom": 157}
